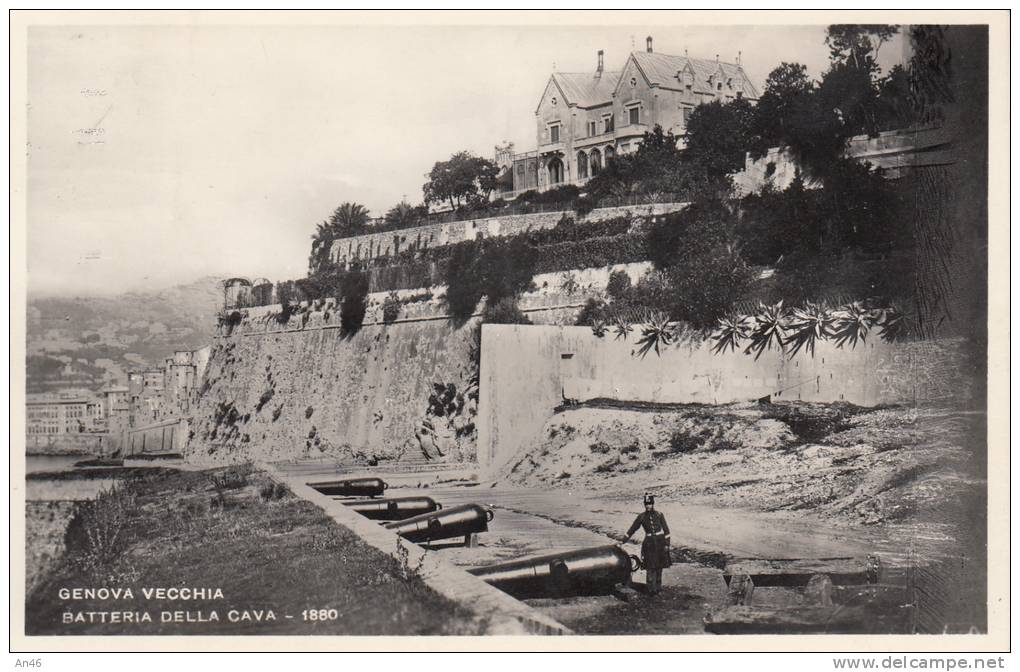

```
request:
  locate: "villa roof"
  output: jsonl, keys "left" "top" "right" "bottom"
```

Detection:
{"left": 551, "top": 71, "right": 621, "bottom": 108}
{"left": 627, "top": 51, "right": 760, "bottom": 98}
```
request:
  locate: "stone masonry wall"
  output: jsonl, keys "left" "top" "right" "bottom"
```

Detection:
{"left": 191, "top": 261, "right": 652, "bottom": 466}
{"left": 328, "top": 203, "right": 685, "bottom": 266}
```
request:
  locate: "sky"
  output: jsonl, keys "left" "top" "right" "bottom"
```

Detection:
{"left": 25, "top": 21, "right": 906, "bottom": 297}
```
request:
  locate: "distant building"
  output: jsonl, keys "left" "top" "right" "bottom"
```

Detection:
{"left": 163, "top": 348, "right": 210, "bottom": 416}
{"left": 27, "top": 392, "right": 94, "bottom": 435}
{"left": 498, "top": 37, "right": 759, "bottom": 196}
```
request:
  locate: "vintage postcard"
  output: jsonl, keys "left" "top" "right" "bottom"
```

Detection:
{"left": 9, "top": 10, "right": 1010, "bottom": 653}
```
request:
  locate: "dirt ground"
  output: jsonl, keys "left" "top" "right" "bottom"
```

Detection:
{"left": 501, "top": 401, "right": 985, "bottom": 538}
{"left": 486, "top": 400, "right": 986, "bottom": 632}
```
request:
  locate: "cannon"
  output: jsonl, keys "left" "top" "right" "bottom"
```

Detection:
{"left": 341, "top": 496, "right": 442, "bottom": 521}
{"left": 384, "top": 503, "right": 493, "bottom": 544}
{"left": 307, "top": 477, "right": 388, "bottom": 498}
{"left": 467, "top": 545, "right": 640, "bottom": 599}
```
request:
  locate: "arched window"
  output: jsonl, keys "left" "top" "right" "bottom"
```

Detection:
{"left": 548, "top": 157, "right": 564, "bottom": 185}
{"left": 589, "top": 148, "right": 602, "bottom": 176}
{"left": 577, "top": 151, "right": 588, "bottom": 179}
{"left": 604, "top": 145, "right": 616, "bottom": 165}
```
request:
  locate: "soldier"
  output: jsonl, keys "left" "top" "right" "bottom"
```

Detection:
{"left": 622, "top": 493, "right": 671, "bottom": 595}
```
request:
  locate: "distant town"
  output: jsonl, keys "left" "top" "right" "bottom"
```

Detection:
{"left": 26, "top": 346, "right": 209, "bottom": 453}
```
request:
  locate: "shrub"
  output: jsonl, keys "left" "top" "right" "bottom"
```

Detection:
{"left": 338, "top": 270, "right": 370, "bottom": 334}
{"left": 560, "top": 271, "right": 580, "bottom": 296}
{"left": 442, "top": 237, "right": 536, "bottom": 320}
{"left": 210, "top": 463, "right": 252, "bottom": 491}
{"left": 668, "top": 428, "right": 711, "bottom": 454}
{"left": 606, "top": 269, "right": 632, "bottom": 299}
{"left": 573, "top": 194, "right": 596, "bottom": 217}
{"left": 575, "top": 298, "right": 610, "bottom": 326}
{"left": 645, "top": 199, "right": 734, "bottom": 270}
{"left": 259, "top": 481, "right": 289, "bottom": 502}
{"left": 214, "top": 401, "right": 241, "bottom": 427}
{"left": 220, "top": 311, "right": 243, "bottom": 336}
{"left": 442, "top": 242, "right": 485, "bottom": 319}
{"left": 482, "top": 296, "right": 532, "bottom": 325}
{"left": 381, "top": 292, "right": 402, "bottom": 324}
{"left": 255, "top": 389, "right": 274, "bottom": 412}
{"left": 68, "top": 483, "right": 135, "bottom": 576}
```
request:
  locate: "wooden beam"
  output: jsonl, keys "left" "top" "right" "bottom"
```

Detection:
{"left": 704, "top": 604, "right": 912, "bottom": 634}
{"left": 722, "top": 556, "right": 880, "bottom": 588}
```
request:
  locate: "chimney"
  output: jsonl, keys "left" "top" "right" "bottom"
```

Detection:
{"left": 737, "top": 51, "right": 742, "bottom": 66}
{"left": 646, "top": 36, "right": 653, "bottom": 53}
{"left": 597, "top": 49, "right": 604, "bottom": 74}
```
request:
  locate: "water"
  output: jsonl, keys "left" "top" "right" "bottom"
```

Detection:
{"left": 25, "top": 455, "right": 119, "bottom": 501}
{"left": 26, "top": 455, "right": 86, "bottom": 474}
{"left": 26, "top": 478, "right": 120, "bottom": 502}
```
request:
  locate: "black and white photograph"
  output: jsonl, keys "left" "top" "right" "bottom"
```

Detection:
{"left": 10, "top": 10, "right": 1009, "bottom": 652}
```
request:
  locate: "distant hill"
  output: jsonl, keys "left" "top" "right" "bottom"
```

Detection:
{"left": 26, "top": 276, "right": 224, "bottom": 393}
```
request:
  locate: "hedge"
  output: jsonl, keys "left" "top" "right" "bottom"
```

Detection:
{"left": 532, "top": 233, "right": 649, "bottom": 275}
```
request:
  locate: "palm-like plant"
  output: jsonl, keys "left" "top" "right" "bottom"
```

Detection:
{"left": 612, "top": 316, "right": 632, "bottom": 341}
{"left": 635, "top": 311, "right": 675, "bottom": 358}
{"left": 308, "top": 221, "right": 335, "bottom": 274}
{"left": 876, "top": 305, "right": 908, "bottom": 343}
{"left": 383, "top": 201, "right": 420, "bottom": 230}
{"left": 830, "top": 301, "right": 880, "bottom": 349}
{"left": 711, "top": 315, "right": 751, "bottom": 354}
{"left": 590, "top": 319, "right": 608, "bottom": 338}
{"left": 785, "top": 303, "right": 834, "bottom": 357}
{"left": 744, "top": 301, "right": 788, "bottom": 360}
{"left": 329, "top": 202, "right": 371, "bottom": 236}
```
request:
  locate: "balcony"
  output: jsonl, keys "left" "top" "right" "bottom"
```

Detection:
{"left": 574, "top": 131, "right": 616, "bottom": 150}
{"left": 615, "top": 122, "right": 648, "bottom": 140}
{"left": 538, "top": 140, "right": 565, "bottom": 154}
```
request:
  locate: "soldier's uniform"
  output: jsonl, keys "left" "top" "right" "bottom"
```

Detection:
{"left": 625, "top": 495, "right": 671, "bottom": 595}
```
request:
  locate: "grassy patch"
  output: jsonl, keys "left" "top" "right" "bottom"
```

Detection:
{"left": 26, "top": 467, "right": 481, "bottom": 636}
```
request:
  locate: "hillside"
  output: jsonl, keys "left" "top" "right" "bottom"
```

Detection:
{"left": 26, "top": 276, "right": 224, "bottom": 393}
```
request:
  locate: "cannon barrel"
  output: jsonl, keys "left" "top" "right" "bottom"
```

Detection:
{"left": 384, "top": 503, "right": 493, "bottom": 543}
{"left": 341, "top": 496, "right": 442, "bottom": 521}
{"left": 307, "top": 477, "right": 388, "bottom": 498}
{"left": 467, "top": 545, "right": 639, "bottom": 599}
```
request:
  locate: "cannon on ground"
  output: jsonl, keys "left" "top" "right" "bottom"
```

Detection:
{"left": 468, "top": 545, "right": 640, "bottom": 599}
{"left": 384, "top": 503, "right": 493, "bottom": 544}
{"left": 307, "top": 477, "right": 388, "bottom": 498}
{"left": 341, "top": 496, "right": 442, "bottom": 521}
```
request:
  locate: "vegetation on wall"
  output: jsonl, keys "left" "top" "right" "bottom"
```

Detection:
{"left": 337, "top": 270, "right": 370, "bottom": 335}
{"left": 711, "top": 299, "right": 906, "bottom": 360}
{"left": 441, "top": 236, "right": 537, "bottom": 320}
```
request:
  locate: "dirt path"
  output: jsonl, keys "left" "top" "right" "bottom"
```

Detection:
{"left": 275, "top": 462, "right": 959, "bottom": 634}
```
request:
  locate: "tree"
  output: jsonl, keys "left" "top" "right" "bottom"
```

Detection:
{"left": 384, "top": 201, "right": 424, "bottom": 230}
{"left": 308, "top": 221, "right": 335, "bottom": 275}
{"left": 423, "top": 151, "right": 499, "bottom": 211}
{"left": 825, "top": 25, "right": 899, "bottom": 75}
{"left": 584, "top": 125, "right": 731, "bottom": 202}
{"left": 646, "top": 199, "right": 737, "bottom": 270}
{"left": 307, "top": 202, "right": 371, "bottom": 275}
{"left": 328, "top": 202, "right": 371, "bottom": 236}
{"left": 682, "top": 98, "right": 757, "bottom": 180}
{"left": 751, "top": 63, "right": 815, "bottom": 155}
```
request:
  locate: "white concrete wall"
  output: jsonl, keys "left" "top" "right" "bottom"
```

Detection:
{"left": 477, "top": 324, "right": 971, "bottom": 474}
